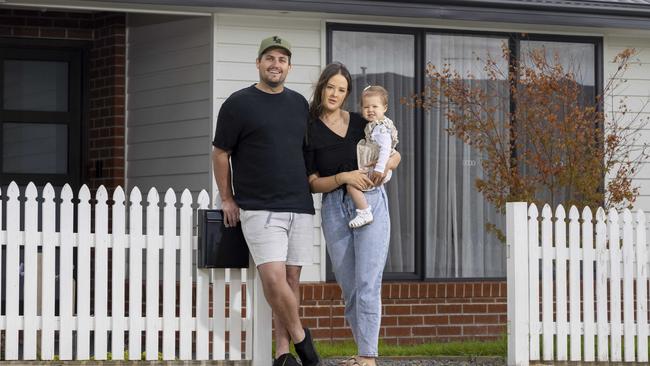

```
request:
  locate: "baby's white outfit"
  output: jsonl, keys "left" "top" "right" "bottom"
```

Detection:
{"left": 349, "top": 117, "right": 399, "bottom": 229}
{"left": 356, "top": 117, "right": 399, "bottom": 185}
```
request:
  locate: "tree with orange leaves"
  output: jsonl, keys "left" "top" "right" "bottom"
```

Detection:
{"left": 405, "top": 45, "right": 648, "bottom": 239}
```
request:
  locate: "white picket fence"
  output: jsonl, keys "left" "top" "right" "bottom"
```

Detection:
{"left": 507, "top": 202, "right": 650, "bottom": 365}
{"left": 0, "top": 181, "right": 272, "bottom": 363}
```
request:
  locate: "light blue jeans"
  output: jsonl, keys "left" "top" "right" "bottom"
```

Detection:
{"left": 321, "top": 187, "right": 390, "bottom": 357}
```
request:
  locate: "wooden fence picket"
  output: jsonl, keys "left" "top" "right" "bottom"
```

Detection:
{"left": 595, "top": 208, "right": 608, "bottom": 362}
{"left": 554, "top": 205, "right": 568, "bottom": 360}
{"left": 112, "top": 186, "right": 127, "bottom": 360}
{"left": 162, "top": 188, "right": 177, "bottom": 360}
{"left": 621, "top": 209, "right": 635, "bottom": 362}
{"left": 568, "top": 206, "right": 580, "bottom": 362}
{"left": 246, "top": 266, "right": 254, "bottom": 359}
{"left": 23, "top": 183, "right": 38, "bottom": 360}
{"left": 581, "top": 207, "right": 595, "bottom": 362}
{"left": 527, "top": 204, "right": 540, "bottom": 361}
{"left": 95, "top": 186, "right": 109, "bottom": 360}
{"left": 5, "top": 182, "right": 20, "bottom": 360}
{"left": 540, "top": 204, "right": 553, "bottom": 360}
{"left": 196, "top": 190, "right": 211, "bottom": 360}
{"left": 128, "top": 187, "right": 144, "bottom": 360}
{"left": 145, "top": 187, "right": 160, "bottom": 361}
{"left": 213, "top": 268, "right": 227, "bottom": 360}
{"left": 608, "top": 209, "right": 622, "bottom": 362}
{"left": 0, "top": 181, "right": 263, "bottom": 363}
{"left": 77, "top": 186, "right": 92, "bottom": 359}
{"left": 636, "top": 210, "right": 649, "bottom": 362}
{"left": 41, "top": 184, "right": 56, "bottom": 360}
{"left": 179, "top": 189, "right": 193, "bottom": 360}
{"left": 59, "top": 184, "right": 74, "bottom": 360}
{"left": 230, "top": 269, "right": 243, "bottom": 360}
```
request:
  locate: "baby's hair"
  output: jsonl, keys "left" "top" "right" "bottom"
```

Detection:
{"left": 361, "top": 85, "right": 389, "bottom": 106}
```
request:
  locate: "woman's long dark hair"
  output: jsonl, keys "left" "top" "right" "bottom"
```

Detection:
{"left": 308, "top": 62, "right": 352, "bottom": 121}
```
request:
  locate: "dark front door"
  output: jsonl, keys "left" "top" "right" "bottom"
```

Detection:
{"left": 0, "top": 43, "right": 83, "bottom": 188}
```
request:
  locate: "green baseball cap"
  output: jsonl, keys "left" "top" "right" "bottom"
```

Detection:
{"left": 258, "top": 35, "right": 292, "bottom": 57}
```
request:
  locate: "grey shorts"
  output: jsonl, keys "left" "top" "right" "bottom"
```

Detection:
{"left": 240, "top": 209, "right": 314, "bottom": 266}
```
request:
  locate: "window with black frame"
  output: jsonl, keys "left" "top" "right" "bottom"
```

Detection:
{"left": 330, "top": 29, "right": 418, "bottom": 278}
{"left": 0, "top": 44, "right": 82, "bottom": 188}
{"left": 328, "top": 24, "right": 600, "bottom": 280}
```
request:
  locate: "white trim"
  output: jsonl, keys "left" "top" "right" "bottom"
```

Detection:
{"left": 1, "top": 0, "right": 212, "bottom": 16}
{"left": 321, "top": 16, "right": 607, "bottom": 37}
{"left": 319, "top": 18, "right": 327, "bottom": 283}
{"left": 320, "top": 19, "right": 327, "bottom": 67}
{"left": 210, "top": 13, "right": 219, "bottom": 209}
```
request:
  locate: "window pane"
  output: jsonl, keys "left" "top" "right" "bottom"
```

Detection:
{"left": 424, "top": 34, "right": 508, "bottom": 278}
{"left": 332, "top": 30, "right": 416, "bottom": 273}
{"left": 3, "top": 60, "right": 68, "bottom": 112}
{"left": 3, "top": 123, "right": 68, "bottom": 174}
{"left": 520, "top": 41, "right": 595, "bottom": 87}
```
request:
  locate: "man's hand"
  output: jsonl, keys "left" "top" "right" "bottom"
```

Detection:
{"left": 221, "top": 197, "right": 240, "bottom": 227}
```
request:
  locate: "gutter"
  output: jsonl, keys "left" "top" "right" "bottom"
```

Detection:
{"left": 4, "top": 0, "right": 650, "bottom": 29}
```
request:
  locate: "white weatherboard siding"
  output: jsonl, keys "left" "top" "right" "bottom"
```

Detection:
{"left": 604, "top": 35, "right": 650, "bottom": 211}
{"left": 212, "top": 14, "right": 324, "bottom": 281}
{"left": 126, "top": 14, "right": 212, "bottom": 196}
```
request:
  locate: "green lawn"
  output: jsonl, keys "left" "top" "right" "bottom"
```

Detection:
{"left": 312, "top": 338, "right": 507, "bottom": 358}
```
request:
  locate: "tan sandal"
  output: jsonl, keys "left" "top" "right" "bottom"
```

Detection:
{"left": 352, "top": 361, "right": 370, "bottom": 366}
{"left": 339, "top": 356, "right": 357, "bottom": 366}
{"left": 352, "top": 358, "right": 376, "bottom": 366}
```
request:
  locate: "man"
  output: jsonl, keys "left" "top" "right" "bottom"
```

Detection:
{"left": 211, "top": 36, "right": 319, "bottom": 366}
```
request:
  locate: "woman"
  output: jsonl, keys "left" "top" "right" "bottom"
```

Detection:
{"left": 304, "top": 63, "right": 401, "bottom": 366}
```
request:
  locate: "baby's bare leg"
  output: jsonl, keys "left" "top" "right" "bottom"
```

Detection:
{"left": 346, "top": 184, "right": 369, "bottom": 210}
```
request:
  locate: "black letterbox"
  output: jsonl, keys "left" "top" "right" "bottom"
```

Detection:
{"left": 197, "top": 209, "right": 249, "bottom": 268}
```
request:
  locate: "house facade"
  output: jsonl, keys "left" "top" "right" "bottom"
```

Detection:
{"left": 1, "top": 0, "right": 650, "bottom": 344}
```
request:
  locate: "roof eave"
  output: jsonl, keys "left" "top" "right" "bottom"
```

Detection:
{"left": 4, "top": 0, "right": 650, "bottom": 29}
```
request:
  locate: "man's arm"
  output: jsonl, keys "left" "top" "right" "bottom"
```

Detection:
{"left": 212, "top": 147, "right": 240, "bottom": 227}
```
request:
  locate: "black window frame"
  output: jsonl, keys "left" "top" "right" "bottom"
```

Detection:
{"left": 327, "top": 22, "right": 603, "bottom": 282}
{"left": 0, "top": 38, "right": 89, "bottom": 189}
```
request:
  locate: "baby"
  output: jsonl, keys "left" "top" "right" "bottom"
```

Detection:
{"left": 347, "top": 85, "right": 399, "bottom": 228}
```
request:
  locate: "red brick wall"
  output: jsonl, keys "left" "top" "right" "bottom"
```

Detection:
{"left": 88, "top": 13, "right": 126, "bottom": 191}
{"left": 301, "top": 281, "right": 507, "bottom": 344}
{"left": 0, "top": 8, "right": 126, "bottom": 192}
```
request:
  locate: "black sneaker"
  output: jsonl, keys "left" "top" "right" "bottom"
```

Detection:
{"left": 273, "top": 353, "right": 300, "bottom": 366}
{"left": 294, "top": 328, "right": 321, "bottom": 366}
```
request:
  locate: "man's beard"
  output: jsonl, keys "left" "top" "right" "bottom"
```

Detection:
{"left": 263, "top": 76, "right": 284, "bottom": 88}
{"left": 265, "top": 79, "right": 283, "bottom": 88}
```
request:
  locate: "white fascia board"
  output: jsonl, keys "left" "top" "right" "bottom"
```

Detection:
{"left": 0, "top": 0, "right": 213, "bottom": 16}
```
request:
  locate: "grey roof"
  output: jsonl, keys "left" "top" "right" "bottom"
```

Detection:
{"left": 103, "top": 0, "right": 650, "bottom": 28}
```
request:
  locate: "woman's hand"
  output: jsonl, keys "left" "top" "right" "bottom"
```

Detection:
{"left": 340, "top": 170, "right": 374, "bottom": 191}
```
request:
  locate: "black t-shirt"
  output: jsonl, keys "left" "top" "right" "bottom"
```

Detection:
{"left": 304, "top": 112, "right": 367, "bottom": 178}
{"left": 212, "top": 85, "right": 314, "bottom": 214}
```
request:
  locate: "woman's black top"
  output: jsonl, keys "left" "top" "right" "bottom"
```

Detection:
{"left": 304, "top": 111, "right": 367, "bottom": 178}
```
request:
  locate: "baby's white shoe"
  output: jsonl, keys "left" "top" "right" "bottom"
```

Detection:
{"left": 349, "top": 207, "right": 373, "bottom": 228}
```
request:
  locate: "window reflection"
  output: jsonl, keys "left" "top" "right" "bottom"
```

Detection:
{"left": 4, "top": 60, "right": 69, "bottom": 112}
{"left": 3, "top": 123, "right": 68, "bottom": 174}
